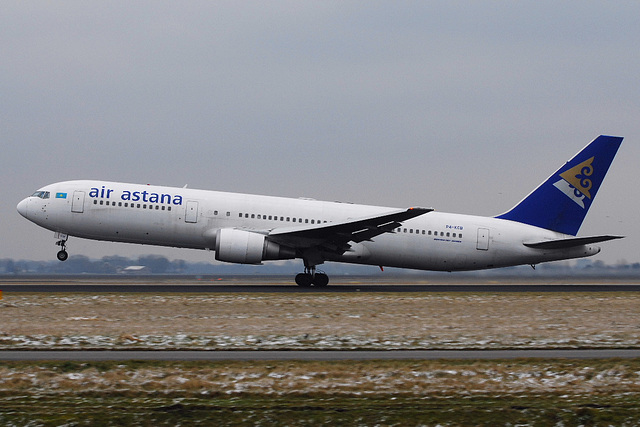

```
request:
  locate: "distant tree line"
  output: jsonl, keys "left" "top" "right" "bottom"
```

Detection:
{"left": 0, "top": 255, "right": 187, "bottom": 275}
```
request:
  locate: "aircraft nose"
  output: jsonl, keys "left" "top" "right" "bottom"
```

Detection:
{"left": 17, "top": 198, "right": 29, "bottom": 219}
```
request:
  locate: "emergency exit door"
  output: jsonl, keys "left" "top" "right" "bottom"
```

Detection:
{"left": 476, "top": 228, "right": 489, "bottom": 250}
{"left": 185, "top": 201, "right": 198, "bottom": 223}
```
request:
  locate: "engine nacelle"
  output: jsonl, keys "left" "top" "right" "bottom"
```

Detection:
{"left": 215, "top": 228, "right": 295, "bottom": 264}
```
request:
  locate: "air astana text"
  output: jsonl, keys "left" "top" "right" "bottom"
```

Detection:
{"left": 88, "top": 186, "right": 183, "bottom": 205}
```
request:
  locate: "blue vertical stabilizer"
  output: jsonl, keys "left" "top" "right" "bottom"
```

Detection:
{"left": 496, "top": 135, "right": 623, "bottom": 235}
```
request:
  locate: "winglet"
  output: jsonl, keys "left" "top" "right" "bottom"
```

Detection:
{"left": 496, "top": 135, "right": 623, "bottom": 235}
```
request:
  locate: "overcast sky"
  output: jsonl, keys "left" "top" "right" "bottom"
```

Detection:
{"left": 2, "top": 2, "right": 639, "bottom": 267}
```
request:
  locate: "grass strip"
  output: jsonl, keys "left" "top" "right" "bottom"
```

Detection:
{"left": 2, "top": 394, "right": 639, "bottom": 426}
{"left": 1, "top": 359, "right": 639, "bottom": 425}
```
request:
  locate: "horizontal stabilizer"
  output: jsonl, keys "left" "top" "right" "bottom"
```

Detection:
{"left": 524, "top": 235, "right": 624, "bottom": 250}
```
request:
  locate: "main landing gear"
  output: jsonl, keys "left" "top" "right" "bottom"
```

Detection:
{"left": 55, "top": 236, "right": 68, "bottom": 261}
{"left": 295, "top": 266, "right": 329, "bottom": 287}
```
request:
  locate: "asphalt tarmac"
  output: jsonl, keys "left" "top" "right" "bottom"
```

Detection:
{"left": 1, "top": 349, "right": 640, "bottom": 361}
{"left": 2, "top": 283, "right": 640, "bottom": 293}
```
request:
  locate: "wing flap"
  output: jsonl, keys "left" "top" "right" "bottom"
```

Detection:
{"left": 524, "top": 235, "right": 624, "bottom": 249}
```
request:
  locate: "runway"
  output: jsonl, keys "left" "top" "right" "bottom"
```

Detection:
{"left": 3, "top": 283, "right": 640, "bottom": 293}
{"left": 1, "top": 349, "right": 639, "bottom": 361}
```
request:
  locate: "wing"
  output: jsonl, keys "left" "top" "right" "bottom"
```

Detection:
{"left": 267, "top": 207, "right": 433, "bottom": 254}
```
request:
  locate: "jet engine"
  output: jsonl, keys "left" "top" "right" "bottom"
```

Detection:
{"left": 215, "top": 228, "right": 295, "bottom": 264}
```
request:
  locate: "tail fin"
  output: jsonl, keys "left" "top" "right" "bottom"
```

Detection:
{"left": 496, "top": 135, "right": 623, "bottom": 235}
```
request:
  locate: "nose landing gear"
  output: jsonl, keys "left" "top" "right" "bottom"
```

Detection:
{"left": 55, "top": 234, "right": 68, "bottom": 261}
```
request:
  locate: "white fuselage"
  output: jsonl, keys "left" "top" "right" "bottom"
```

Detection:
{"left": 17, "top": 180, "right": 600, "bottom": 271}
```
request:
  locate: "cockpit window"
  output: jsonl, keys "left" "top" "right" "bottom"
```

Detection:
{"left": 31, "top": 191, "right": 50, "bottom": 199}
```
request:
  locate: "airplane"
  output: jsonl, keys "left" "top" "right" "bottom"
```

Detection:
{"left": 17, "top": 135, "right": 623, "bottom": 286}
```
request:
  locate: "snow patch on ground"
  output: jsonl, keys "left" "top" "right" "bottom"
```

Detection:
{"left": 1, "top": 332, "right": 638, "bottom": 350}
{"left": 0, "top": 362, "right": 639, "bottom": 396}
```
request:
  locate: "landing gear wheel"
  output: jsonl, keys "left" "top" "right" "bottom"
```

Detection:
{"left": 55, "top": 237, "right": 69, "bottom": 261}
{"left": 295, "top": 273, "right": 313, "bottom": 287}
{"left": 312, "top": 273, "right": 329, "bottom": 287}
{"left": 57, "top": 250, "right": 69, "bottom": 261}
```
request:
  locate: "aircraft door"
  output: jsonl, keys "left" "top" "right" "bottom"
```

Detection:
{"left": 476, "top": 228, "right": 489, "bottom": 250}
{"left": 71, "top": 191, "right": 85, "bottom": 213}
{"left": 185, "top": 201, "right": 198, "bottom": 223}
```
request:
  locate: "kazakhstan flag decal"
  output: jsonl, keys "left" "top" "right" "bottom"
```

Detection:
{"left": 56, "top": 192, "right": 67, "bottom": 199}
